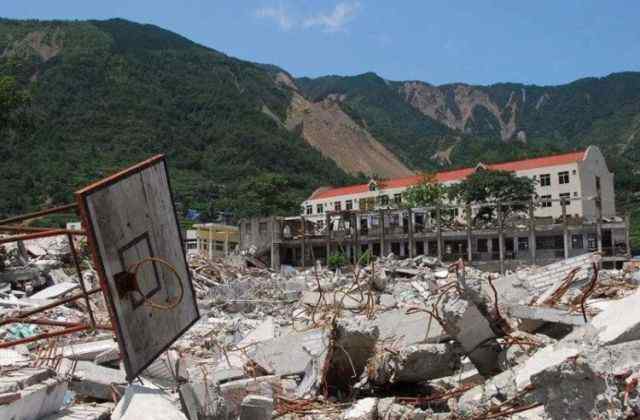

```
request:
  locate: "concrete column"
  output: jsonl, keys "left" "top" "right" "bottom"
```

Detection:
{"left": 497, "top": 203, "right": 505, "bottom": 274}
{"left": 301, "top": 216, "right": 306, "bottom": 267}
{"left": 353, "top": 212, "right": 360, "bottom": 263}
{"left": 625, "top": 212, "right": 632, "bottom": 258}
{"left": 436, "top": 205, "right": 443, "bottom": 261}
{"left": 596, "top": 198, "right": 603, "bottom": 254}
{"left": 270, "top": 243, "right": 280, "bottom": 271}
{"left": 407, "top": 209, "right": 415, "bottom": 258}
{"left": 466, "top": 204, "right": 473, "bottom": 262}
{"left": 208, "top": 226, "right": 213, "bottom": 259}
{"left": 562, "top": 201, "right": 569, "bottom": 259}
{"left": 529, "top": 201, "right": 536, "bottom": 265}
{"left": 326, "top": 213, "right": 331, "bottom": 260}
{"left": 379, "top": 209, "right": 386, "bottom": 257}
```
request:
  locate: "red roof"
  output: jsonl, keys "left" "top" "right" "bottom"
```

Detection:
{"left": 309, "top": 150, "right": 586, "bottom": 200}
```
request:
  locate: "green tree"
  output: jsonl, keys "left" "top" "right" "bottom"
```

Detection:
{"left": 448, "top": 169, "right": 536, "bottom": 222}
{"left": 0, "top": 75, "right": 29, "bottom": 130}
{"left": 402, "top": 173, "right": 447, "bottom": 208}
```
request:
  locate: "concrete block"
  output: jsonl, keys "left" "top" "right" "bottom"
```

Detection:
{"left": 368, "top": 343, "right": 461, "bottom": 384}
{"left": 62, "top": 339, "right": 118, "bottom": 361}
{"left": 219, "top": 375, "right": 291, "bottom": 418}
{"left": 439, "top": 295, "right": 500, "bottom": 377}
{"left": 112, "top": 384, "right": 187, "bottom": 420}
{"left": 506, "top": 304, "right": 587, "bottom": 327}
{"left": 251, "top": 328, "right": 329, "bottom": 376}
{"left": 0, "top": 367, "right": 55, "bottom": 393}
{"left": 179, "top": 381, "right": 229, "bottom": 420}
{"left": 0, "top": 377, "right": 67, "bottom": 420}
{"left": 588, "top": 291, "right": 640, "bottom": 345}
{"left": 59, "top": 358, "right": 126, "bottom": 401}
{"left": 29, "top": 282, "right": 78, "bottom": 299}
{"left": 239, "top": 394, "right": 273, "bottom": 420}
{"left": 40, "top": 402, "right": 114, "bottom": 420}
{"left": 343, "top": 397, "right": 378, "bottom": 420}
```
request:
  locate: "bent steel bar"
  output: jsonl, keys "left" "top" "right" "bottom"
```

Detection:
{"left": 0, "top": 225, "right": 85, "bottom": 235}
{"left": 0, "top": 286, "right": 102, "bottom": 327}
{"left": 0, "top": 325, "right": 89, "bottom": 349}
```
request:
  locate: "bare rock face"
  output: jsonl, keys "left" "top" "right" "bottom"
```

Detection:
{"left": 398, "top": 81, "right": 520, "bottom": 142}
{"left": 2, "top": 30, "right": 64, "bottom": 62}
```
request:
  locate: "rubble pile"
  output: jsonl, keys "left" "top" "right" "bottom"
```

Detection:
{"left": 2, "top": 235, "right": 640, "bottom": 419}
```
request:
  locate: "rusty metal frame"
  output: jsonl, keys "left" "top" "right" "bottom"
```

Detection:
{"left": 0, "top": 203, "right": 103, "bottom": 348}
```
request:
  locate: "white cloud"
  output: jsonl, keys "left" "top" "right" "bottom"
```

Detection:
{"left": 255, "top": 1, "right": 361, "bottom": 33}
{"left": 255, "top": 4, "right": 295, "bottom": 31}
{"left": 303, "top": 2, "right": 361, "bottom": 32}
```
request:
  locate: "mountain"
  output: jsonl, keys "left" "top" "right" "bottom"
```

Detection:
{"left": 0, "top": 18, "right": 362, "bottom": 221}
{"left": 1, "top": 18, "right": 639, "bottom": 228}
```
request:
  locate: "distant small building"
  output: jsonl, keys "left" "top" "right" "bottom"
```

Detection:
{"left": 193, "top": 223, "right": 239, "bottom": 258}
{"left": 184, "top": 229, "right": 198, "bottom": 256}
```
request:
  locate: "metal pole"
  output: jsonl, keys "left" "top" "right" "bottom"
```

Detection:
{"left": 0, "top": 287, "right": 102, "bottom": 326}
{"left": 0, "top": 229, "right": 85, "bottom": 245}
{"left": 0, "top": 325, "right": 89, "bottom": 349}
{"left": 0, "top": 203, "right": 77, "bottom": 226}
{"left": 68, "top": 233, "right": 96, "bottom": 329}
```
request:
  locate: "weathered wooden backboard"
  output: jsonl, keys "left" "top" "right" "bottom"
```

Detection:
{"left": 76, "top": 155, "right": 199, "bottom": 380}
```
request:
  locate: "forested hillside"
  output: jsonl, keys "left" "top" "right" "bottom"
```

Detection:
{"left": 0, "top": 18, "right": 357, "bottom": 222}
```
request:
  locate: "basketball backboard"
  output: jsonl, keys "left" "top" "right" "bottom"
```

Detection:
{"left": 76, "top": 155, "right": 199, "bottom": 381}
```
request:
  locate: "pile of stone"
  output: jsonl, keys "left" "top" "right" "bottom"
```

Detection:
{"left": 2, "top": 237, "right": 640, "bottom": 419}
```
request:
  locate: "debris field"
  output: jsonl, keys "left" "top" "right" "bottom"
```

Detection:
{"left": 2, "top": 235, "right": 640, "bottom": 420}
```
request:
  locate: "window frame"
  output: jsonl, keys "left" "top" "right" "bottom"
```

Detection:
{"left": 539, "top": 174, "right": 551, "bottom": 187}
{"left": 558, "top": 171, "right": 570, "bottom": 185}
{"left": 540, "top": 194, "right": 552, "bottom": 208}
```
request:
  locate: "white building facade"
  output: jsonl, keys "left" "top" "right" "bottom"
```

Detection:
{"left": 302, "top": 146, "right": 615, "bottom": 222}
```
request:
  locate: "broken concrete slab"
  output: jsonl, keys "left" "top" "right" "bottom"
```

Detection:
{"left": 29, "top": 282, "right": 78, "bottom": 300}
{"left": 239, "top": 394, "right": 273, "bottom": 420}
{"left": 41, "top": 402, "right": 114, "bottom": 420}
{"left": 301, "top": 291, "right": 366, "bottom": 310}
{"left": 506, "top": 304, "right": 587, "bottom": 327}
{"left": 111, "top": 384, "right": 187, "bottom": 420}
{"left": 0, "top": 348, "right": 29, "bottom": 366}
{"left": 61, "top": 339, "right": 118, "bottom": 361}
{"left": 493, "top": 253, "right": 596, "bottom": 306}
{"left": 438, "top": 295, "right": 501, "bottom": 377}
{"left": 250, "top": 328, "right": 329, "bottom": 376}
{"left": 0, "top": 367, "right": 55, "bottom": 393}
{"left": 219, "top": 375, "right": 295, "bottom": 418}
{"left": 366, "top": 308, "right": 446, "bottom": 347}
{"left": 58, "top": 358, "right": 126, "bottom": 401}
{"left": 368, "top": 342, "right": 461, "bottom": 385}
{"left": 343, "top": 397, "right": 378, "bottom": 420}
{"left": 587, "top": 291, "right": 640, "bottom": 345}
{"left": 0, "top": 377, "right": 68, "bottom": 420}
{"left": 179, "top": 381, "right": 229, "bottom": 420}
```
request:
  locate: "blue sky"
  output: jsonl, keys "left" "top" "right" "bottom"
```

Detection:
{"left": 3, "top": 1, "right": 639, "bottom": 86}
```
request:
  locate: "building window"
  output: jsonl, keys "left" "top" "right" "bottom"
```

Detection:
{"left": 346, "top": 200, "right": 353, "bottom": 210}
{"left": 573, "top": 192, "right": 578, "bottom": 197}
{"left": 379, "top": 195, "right": 389, "bottom": 206}
{"left": 389, "top": 214, "right": 400, "bottom": 226}
{"left": 540, "top": 174, "right": 551, "bottom": 186}
{"left": 259, "top": 222, "right": 268, "bottom": 237}
{"left": 477, "top": 238, "right": 488, "bottom": 252}
{"left": 571, "top": 234, "right": 584, "bottom": 249}
{"left": 558, "top": 171, "right": 569, "bottom": 184}
{"left": 393, "top": 193, "right": 402, "bottom": 204}
{"left": 572, "top": 169, "right": 577, "bottom": 175}
{"left": 536, "top": 235, "right": 563, "bottom": 250}
{"left": 306, "top": 205, "right": 312, "bottom": 215}
{"left": 215, "top": 241, "right": 224, "bottom": 251}
{"left": 559, "top": 193, "right": 570, "bottom": 206}
{"left": 334, "top": 201, "right": 342, "bottom": 212}
{"left": 518, "top": 237, "right": 529, "bottom": 250}
{"left": 316, "top": 204, "right": 324, "bottom": 214}
{"left": 587, "top": 234, "right": 597, "bottom": 250}
{"left": 540, "top": 195, "right": 552, "bottom": 208}
{"left": 359, "top": 198, "right": 375, "bottom": 211}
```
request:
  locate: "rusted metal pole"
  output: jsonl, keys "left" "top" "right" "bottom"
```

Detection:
{"left": 0, "top": 225, "right": 84, "bottom": 235}
{"left": 0, "top": 286, "right": 102, "bottom": 326}
{"left": 68, "top": 233, "right": 96, "bottom": 329}
{"left": 0, "top": 317, "right": 112, "bottom": 330}
{"left": 0, "top": 203, "right": 78, "bottom": 226}
{"left": 0, "top": 229, "right": 80, "bottom": 245}
{"left": 0, "top": 325, "right": 89, "bottom": 349}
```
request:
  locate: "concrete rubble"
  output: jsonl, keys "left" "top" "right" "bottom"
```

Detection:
{"left": 2, "top": 232, "right": 640, "bottom": 419}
